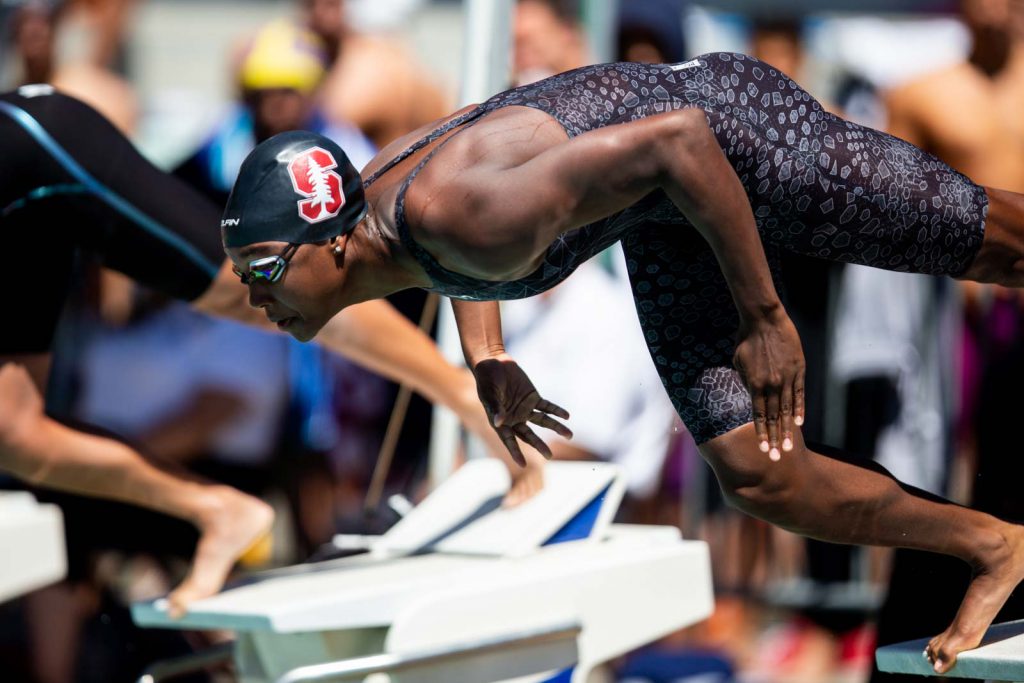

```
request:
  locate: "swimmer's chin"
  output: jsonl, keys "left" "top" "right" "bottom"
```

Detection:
{"left": 268, "top": 314, "right": 320, "bottom": 342}
{"left": 285, "top": 318, "right": 322, "bottom": 343}
{"left": 285, "top": 324, "right": 317, "bottom": 342}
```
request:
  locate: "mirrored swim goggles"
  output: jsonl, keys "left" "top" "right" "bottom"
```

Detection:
{"left": 233, "top": 243, "right": 300, "bottom": 285}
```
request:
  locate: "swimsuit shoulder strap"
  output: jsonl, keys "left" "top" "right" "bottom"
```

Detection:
{"left": 362, "top": 106, "right": 486, "bottom": 188}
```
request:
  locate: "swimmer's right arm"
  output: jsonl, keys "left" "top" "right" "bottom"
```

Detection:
{"left": 456, "top": 107, "right": 804, "bottom": 457}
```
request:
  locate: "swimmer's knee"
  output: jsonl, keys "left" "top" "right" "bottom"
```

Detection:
{"left": 698, "top": 423, "right": 799, "bottom": 518}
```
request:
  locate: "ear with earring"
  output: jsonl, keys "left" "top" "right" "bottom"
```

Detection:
{"left": 333, "top": 244, "right": 343, "bottom": 255}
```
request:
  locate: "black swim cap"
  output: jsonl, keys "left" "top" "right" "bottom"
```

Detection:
{"left": 221, "top": 130, "right": 367, "bottom": 248}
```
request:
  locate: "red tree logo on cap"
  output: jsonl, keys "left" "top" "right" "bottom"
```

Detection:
{"left": 287, "top": 147, "right": 346, "bottom": 224}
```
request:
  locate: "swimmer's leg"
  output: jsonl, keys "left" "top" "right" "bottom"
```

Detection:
{"left": 698, "top": 423, "right": 1024, "bottom": 675}
{"left": 621, "top": 224, "right": 1021, "bottom": 674}
{"left": 697, "top": 54, "right": 991, "bottom": 279}
{"left": 0, "top": 363, "right": 274, "bottom": 615}
{"left": 958, "top": 187, "right": 1024, "bottom": 287}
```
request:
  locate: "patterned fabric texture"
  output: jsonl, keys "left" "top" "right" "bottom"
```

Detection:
{"left": 366, "top": 52, "right": 988, "bottom": 443}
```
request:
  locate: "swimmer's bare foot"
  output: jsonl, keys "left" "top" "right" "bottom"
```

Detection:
{"left": 166, "top": 486, "right": 274, "bottom": 618}
{"left": 926, "top": 524, "right": 1024, "bottom": 674}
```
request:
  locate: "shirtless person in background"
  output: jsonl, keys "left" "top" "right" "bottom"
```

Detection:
{"left": 886, "top": 0, "right": 1024, "bottom": 188}
{"left": 873, "top": 1, "right": 1024, "bottom": 679}
{"left": 300, "top": 0, "right": 450, "bottom": 148}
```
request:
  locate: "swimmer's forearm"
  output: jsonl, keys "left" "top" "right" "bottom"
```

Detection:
{"left": 450, "top": 300, "right": 506, "bottom": 367}
{"left": 195, "top": 267, "right": 486, "bottom": 428}
{"left": 315, "top": 299, "right": 478, "bottom": 413}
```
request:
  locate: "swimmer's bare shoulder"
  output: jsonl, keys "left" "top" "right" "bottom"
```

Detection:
{"left": 361, "top": 105, "right": 475, "bottom": 178}
{"left": 402, "top": 105, "right": 574, "bottom": 279}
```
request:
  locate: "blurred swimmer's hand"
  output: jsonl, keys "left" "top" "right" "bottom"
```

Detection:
{"left": 504, "top": 449, "right": 546, "bottom": 507}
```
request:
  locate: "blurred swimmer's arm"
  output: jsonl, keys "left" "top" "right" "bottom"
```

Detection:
{"left": 192, "top": 261, "right": 517, "bottom": 462}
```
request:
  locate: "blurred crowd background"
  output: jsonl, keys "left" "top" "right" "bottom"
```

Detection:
{"left": 1, "top": 0, "right": 1022, "bottom": 681}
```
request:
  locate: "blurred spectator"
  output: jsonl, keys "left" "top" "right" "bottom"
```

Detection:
{"left": 886, "top": 0, "right": 1024, "bottom": 188}
{"left": 174, "top": 19, "right": 375, "bottom": 206}
{"left": 750, "top": 19, "right": 803, "bottom": 82}
{"left": 300, "top": 0, "right": 449, "bottom": 148}
{"left": 869, "top": 2, "right": 1024, "bottom": 681}
{"left": 5, "top": 0, "right": 138, "bottom": 133}
{"left": 513, "top": 0, "right": 588, "bottom": 85}
{"left": 884, "top": 0, "right": 1024, "bottom": 475}
{"left": 501, "top": 259, "right": 677, "bottom": 499}
{"left": 62, "top": 0, "right": 138, "bottom": 73}
{"left": 617, "top": 0, "right": 688, "bottom": 64}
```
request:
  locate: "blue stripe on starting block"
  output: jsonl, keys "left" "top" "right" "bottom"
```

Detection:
{"left": 540, "top": 667, "right": 574, "bottom": 682}
{"left": 543, "top": 484, "right": 611, "bottom": 546}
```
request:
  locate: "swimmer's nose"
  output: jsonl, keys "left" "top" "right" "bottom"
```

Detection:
{"left": 247, "top": 283, "right": 273, "bottom": 309}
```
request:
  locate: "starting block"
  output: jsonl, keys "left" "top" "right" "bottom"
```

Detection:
{"left": 133, "top": 460, "right": 714, "bottom": 683}
{"left": 0, "top": 492, "right": 66, "bottom": 602}
{"left": 876, "top": 620, "right": 1024, "bottom": 682}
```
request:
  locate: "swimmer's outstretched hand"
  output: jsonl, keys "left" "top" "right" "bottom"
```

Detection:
{"left": 733, "top": 310, "right": 805, "bottom": 461}
{"left": 472, "top": 354, "right": 572, "bottom": 466}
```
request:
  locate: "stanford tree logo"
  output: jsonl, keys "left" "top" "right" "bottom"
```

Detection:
{"left": 287, "top": 147, "right": 346, "bottom": 224}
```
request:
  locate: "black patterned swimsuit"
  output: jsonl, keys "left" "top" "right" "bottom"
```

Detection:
{"left": 363, "top": 52, "right": 988, "bottom": 444}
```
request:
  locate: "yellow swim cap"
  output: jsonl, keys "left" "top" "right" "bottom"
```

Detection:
{"left": 239, "top": 20, "right": 327, "bottom": 94}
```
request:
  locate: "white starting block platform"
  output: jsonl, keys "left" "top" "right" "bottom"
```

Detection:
{"left": 0, "top": 491, "right": 66, "bottom": 602}
{"left": 133, "top": 461, "right": 714, "bottom": 683}
{"left": 877, "top": 620, "right": 1024, "bottom": 682}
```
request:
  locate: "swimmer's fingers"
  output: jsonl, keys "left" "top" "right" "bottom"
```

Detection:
{"left": 765, "top": 389, "right": 781, "bottom": 461}
{"left": 794, "top": 369, "right": 806, "bottom": 428}
{"left": 528, "top": 412, "right": 573, "bottom": 439}
{"left": 513, "top": 423, "right": 553, "bottom": 459}
{"left": 497, "top": 425, "right": 527, "bottom": 467}
{"left": 780, "top": 382, "right": 794, "bottom": 453}
{"left": 752, "top": 393, "right": 770, "bottom": 456}
{"left": 535, "top": 398, "right": 570, "bottom": 420}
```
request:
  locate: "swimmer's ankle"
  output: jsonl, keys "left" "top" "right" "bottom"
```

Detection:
{"left": 967, "top": 523, "right": 1015, "bottom": 573}
{"left": 188, "top": 484, "right": 238, "bottom": 531}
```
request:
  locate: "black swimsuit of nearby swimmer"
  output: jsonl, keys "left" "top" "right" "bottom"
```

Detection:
{"left": 0, "top": 86, "right": 224, "bottom": 355}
